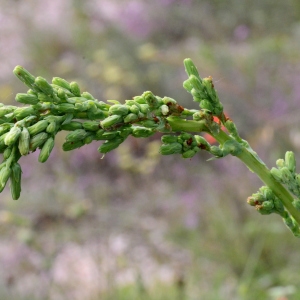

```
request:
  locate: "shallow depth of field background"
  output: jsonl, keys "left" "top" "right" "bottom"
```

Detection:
{"left": 1, "top": 1, "right": 300, "bottom": 299}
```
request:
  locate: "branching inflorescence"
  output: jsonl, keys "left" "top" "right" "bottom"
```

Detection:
{"left": 1, "top": 59, "right": 300, "bottom": 237}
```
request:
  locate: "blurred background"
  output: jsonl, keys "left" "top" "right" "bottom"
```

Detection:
{"left": 1, "top": 0, "right": 300, "bottom": 299}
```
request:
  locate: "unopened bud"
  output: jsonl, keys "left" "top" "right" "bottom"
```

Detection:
{"left": 29, "top": 132, "right": 49, "bottom": 151}
{"left": 82, "top": 121, "right": 100, "bottom": 131}
{"left": 271, "top": 167, "right": 283, "bottom": 182}
{"left": 10, "top": 163, "right": 22, "bottom": 200}
{"left": 13, "top": 66, "right": 36, "bottom": 90}
{"left": 70, "top": 81, "right": 81, "bottom": 97}
{"left": 15, "top": 93, "right": 39, "bottom": 105}
{"left": 35, "top": 76, "right": 53, "bottom": 95}
{"left": 161, "top": 135, "right": 178, "bottom": 144}
{"left": 183, "top": 58, "right": 200, "bottom": 78}
{"left": 65, "top": 129, "right": 88, "bottom": 142}
{"left": 4, "top": 126, "right": 22, "bottom": 146}
{"left": 100, "top": 115, "right": 123, "bottom": 128}
{"left": 18, "top": 127, "right": 30, "bottom": 155}
{"left": 132, "top": 127, "right": 155, "bottom": 138}
{"left": 276, "top": 159, "right": 285, "bottom": 169}
{"left": 14, "top": 107, "right": 36, "bottom": 120}
{"left": 38, "top": 137, "right": 54, "bottom": 163}
{"left": 109, "top": 104, "right": 129, "bottom": 116}
{"left": 52, "top": 77, "right": 71, "bottom": 91}
{"left": 27, "top": 120, "right": 49, "bottom": 136}
{"left": 60, "top": 121, "right": 83, "bottom": 131}
{"left": 285, "top": 151, "right": 296, "bottom": 174}
{"left": 98, "top": 138, "right": 124, "bottom": 154}
{"left": 160, "top": 143, "right": 182, "bottom": 155}
{"left": 62, "top": 140, "right": 84, "bottom": 151}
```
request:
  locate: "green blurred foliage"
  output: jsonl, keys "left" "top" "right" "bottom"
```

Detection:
{"left": 1, "top": 0, "right": 300, "bottom": 299}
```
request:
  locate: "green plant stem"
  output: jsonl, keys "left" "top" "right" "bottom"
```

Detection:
{"left": 168, "top": 118, "right": 300, "bottom": 225}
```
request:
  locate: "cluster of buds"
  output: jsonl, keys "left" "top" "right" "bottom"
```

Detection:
{"left": 247, "top": 186, "right": 300, "bottom": 236}
{"left": 160, "top": 133, "right": 211, "bottom": 158}
{"left": 183, "top": 58, "right": 224, "bottom": 119}
{"left": 270, "top": 151, "right": 300, "bottom": 202}
{"left": 0, "top": 65, "right": 198, "bottom": 199}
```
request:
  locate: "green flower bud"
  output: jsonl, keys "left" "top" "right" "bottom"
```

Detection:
{"left": 139, "top": 104, "right": 149, "bottom": 114}
{"left": 247, "top": 196, "right": 256, "bottom": 206}
{"left": 280, "top": 167, "right": 293, "bottom": 183}
{"left": 4, "top": 126, "right": 22, "bottom": 146}
{"left": 256, "top": 205, "right": 273, "bottom": 215}
{"left": 27, "top": 120, "right": 49, "bottom": 136}
{"left": 3, "top": 147, "right": 12, "bottom": 160}
{"left": 75, "top": 101, "right": 90, "bottom": 112}
{"left": 18, "top": 127, "right": 30, "bottom": 155}
{"left": 87, "top": 109, "right": 106, "bottom": 120}
{"left": 70, "top": 81, "right": 81, "bottom": 97}
{"left": 285, "top": 151, "right": 296, "bottom": 174}
{"left": 29, "top": 132, "right": 49, "bottom": 151}
{"left": 83, "top": 134, "right": 95, "bottom": 145}
{"left": 81, "top": 92, "right": 95, "bottom": 100}
{"left": 209, "top": 146, "right": 223, "bottom": 157}
{"left": 202, "top": 77, "right": 217, "bottom": 102}
{"left": 133, "top": 96, "right": 146, "bottom": 104}
{"left": 56, "top": 103, "right": 75, "bottom": 113}
{"left": 95, "top": 130, "right": 119, "bottom": 140}
{"left": 261, "top": 200, "right": 274, "bottom": 210}
{"left": 0, "top": 133, "right": 8, "bottom": 153}
{"left": 161, "top": 135, "right": 178, "bottom": 144}
{"left": 109, "top": 104, "right": 129, "bottom": 116}
{"left": 132, "top": 127, "right": 155, "bottom": 138}
{"left": 62, "top": 140, "right": 84, "bottom": 151}
{"left": 183, "top": 79, "right": 193, "bottom": 92}
{"left": 35, "top": 76, "right": 53, "bottom": 95}
{"left": 194, "top": 135, "right": 211, "bottom": 149}
{"left": 274, "top": 198, "right": 285, "bottom": 213}
{"left": 139, "top": 120, "right": 158, "bottom": 128}
{"left": 0, "top": 166, "right": 11, "bottom": 192}
{"left": 271, "top": 167, "right": 283, "bottom": 182}
{"left": 37, "top": 93, "right": 54, "bottom": 103}
{"left": 119, "top": 126, "right": 133, "bottom": 138}
{"left": 160, "top": 143, "right": 182, "bottom": 155}
{"left": 129, "top": 105, "right": 140, "bottom": 114}
{"left": 65, "top": 129, "right": 88, "bottom": 142}
{"left": 189, "top": 75, "right": 205, "bottom": 93}
{"left": 98, "top": 138, "right": 124, "bottom": 154}
{"left": 60, "top": 121, "right": 83, "bottom": 131}
{"left": 14, "top": 107, "right": 36, "bottom": 120}
{"left": 0, "top": 106, "right": 17, "bottom": 117}
{"left": 13, "top": 66, "right": 36, "bottom": 90}
{"left": 183, "top": 58, "right": 200, "bottom": 78}
{"left": 100, "top": 115, "right": 123, "bottom": 128}
{"left": 276, "top": 159, "right": 285, "bottom": 169}
{"left": 82, "top": 121, "right": 100, "bottom": 131}
{"left": 182, "top": 149, "right": 197, "bottom": 159}
{"left": 46, "top": 121, "right": 57, "bottom": 134}
{"left": 56, "top": 88, "right": 67, "bottom": 101}
{"left": 0, "top": 124, "right": 13, "bottom": 136}
{"left": 52, "top": 77, "right": 71, "bottom": 90}
{"left": 10, "top": 162, "right": 22, "bottom": 200}
{"left": 38, "top": 137, "right": 55, "bottom": 163}
{"left": 15, "top": 93, "right": 39, "bottom": 105}
{"left": 143, "top": 91, "right": 160, "bottom": 108}
{"left": 123, "top": 113, "right": 138, "bottom": 124}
